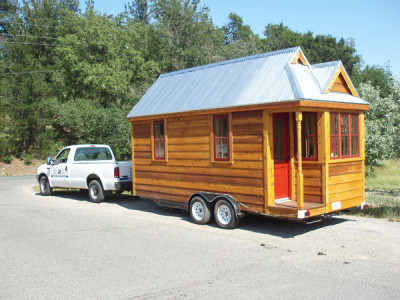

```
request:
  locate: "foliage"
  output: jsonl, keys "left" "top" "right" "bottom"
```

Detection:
{"left": 23, "top": 153, "right": 33, "bottom": 165}
{"left": 358, "top": 80, "right": 400, "bottom": 170}
{"left": 2, "top": 154, "right": 12, "bottom": 164}
{"left": 263, "top": 23, "right": 361, "bottom": 75}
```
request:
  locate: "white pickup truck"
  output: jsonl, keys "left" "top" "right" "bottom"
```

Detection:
{"left": 37, "top": 144, "right": 132, "bottom": 202}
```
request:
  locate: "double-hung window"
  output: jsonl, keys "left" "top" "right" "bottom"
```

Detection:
{"left": 294, "top": 113, "right": 317, "bottom": 160}
{"left": 330, "top": 113, "right": 359, "bottom": 159}
{"left": 301, "top": 113, "right": 317, "bottom": 160}
{"left": 213, "top": 115, "right": 230, "bottom": 161}
{"left": 153, "top": 120, "right": 165, "bottom": 160}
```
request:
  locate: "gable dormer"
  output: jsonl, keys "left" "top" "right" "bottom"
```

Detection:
{"left": 311, "top": 61, "right": 358, "bottom": 97}
{"left": 291, "top": 48, "right": 309, "bottom": 66}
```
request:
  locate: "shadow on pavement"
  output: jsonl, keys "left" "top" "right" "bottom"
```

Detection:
{"left": 37, "top": 190, "right": 352, "bottom": 238}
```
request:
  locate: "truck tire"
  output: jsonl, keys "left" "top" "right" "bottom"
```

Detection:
{"left": 214, "top": 199, "right": 239, "bottom": 229}
{"left": 88, "top": 180, "right": 105, "bottom": 203}
{"left": 39, "top": 176, "right": 52, "bottom": 196}
{"left": 189, "top": 196, "right": 212, "bottom": 225}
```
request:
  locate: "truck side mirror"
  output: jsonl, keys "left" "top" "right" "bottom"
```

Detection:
{"left": 46, "top": 157, "right": 53, "bottom": 165}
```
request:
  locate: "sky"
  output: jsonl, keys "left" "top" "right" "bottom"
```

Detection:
{"left": 82, "top": 0, "right": 400, "bottom": 79}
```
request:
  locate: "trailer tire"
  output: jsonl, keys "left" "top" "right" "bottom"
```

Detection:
{"left": 39, "top": 176, "right": 52, "bottom": 196}
{"left": 189, "top": 196, "right": 212, "bottom": 225}
{"left": 88, "top": 180, "right": 105, "bottom": 203}
{"left": 214, "top": 199, "right": 239, "bottom": 229}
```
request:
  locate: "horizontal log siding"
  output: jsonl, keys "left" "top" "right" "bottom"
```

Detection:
{"left": 132, "top": 111, "right": 265, "bottom": 213}
{"left": 293, "top": 163, "right": 322, "bottom": 203}
{"left": 328, "top": 161, "right": 363, "bottom": 204}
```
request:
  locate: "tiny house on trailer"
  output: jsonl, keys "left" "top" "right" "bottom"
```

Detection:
{"left": 127, "top": 47, "right": 369, "bottom": 229}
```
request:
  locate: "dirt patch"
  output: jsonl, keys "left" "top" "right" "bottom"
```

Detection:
{"left": 0, "top": 158, "right": 44, "bottom": 176}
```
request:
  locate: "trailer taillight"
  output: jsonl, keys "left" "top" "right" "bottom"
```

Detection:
{"left": 114, "top": 167, "right": 120, "bottom": 178}
{"left": 306, "top": 210, "right": 311, "bottom": 217}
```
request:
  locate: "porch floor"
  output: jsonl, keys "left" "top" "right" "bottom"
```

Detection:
{"left": 267, "top": 200, "right": 326, "bottom": 218}
{"left": 273, "top": 200, "right": 325, "bottom": 210}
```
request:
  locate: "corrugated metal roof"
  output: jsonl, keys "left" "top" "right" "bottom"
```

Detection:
{"left": 127, "top": 47, "right": 368, "bottom": 118}
{"left": 311, "top": 61, "right": 340, "bottom": 92}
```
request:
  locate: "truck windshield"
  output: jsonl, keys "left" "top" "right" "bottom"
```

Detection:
{"left": 74, "top": 147, "right": 113, "bottom": 161}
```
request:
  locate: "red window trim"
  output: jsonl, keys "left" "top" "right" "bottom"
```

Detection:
{"left": 302, "top": 112, "right": 318, "bottom": 161}
{"left": 213, "top": 115, "right": 230, "bottom": 161}
{"left": 294, "top": 112, "right": 318, "bottom": 161}
{"left": 330, "top": 113, "right": 340, "bottom": 159}
{"left": 351, "top": 114, "right": 360, "bottom": 157}
{"left": 330, "top": 113, "right": 360, "bottom": 159}
{"left": 153, "top": 120, "right": 165, "bottom": 160}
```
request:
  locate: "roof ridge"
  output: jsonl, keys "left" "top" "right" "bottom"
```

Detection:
{"left": 161, "top": 47, "right": 301, "bottom": 78}
{"left": 311, "top": 61, "right": 341, "bottom": 68}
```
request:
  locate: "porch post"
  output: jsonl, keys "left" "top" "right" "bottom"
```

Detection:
{"left": 296, "top": 112, "right": 304, "bottom": 208}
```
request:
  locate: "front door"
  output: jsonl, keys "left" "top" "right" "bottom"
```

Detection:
{"left": 50, "top": 148, "right": 71, "bottom": 188}
{"left": 273, "top": 113, "right": 291, "bottom": 200}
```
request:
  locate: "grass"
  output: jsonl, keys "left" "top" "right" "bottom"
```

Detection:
{"left": 365, "top": 159, "right": 400, "bottom": 190}
{"left": 350, "top": 159, "right": 400, "bottom": 221}
{"left": 350, "top": 192, "right": 400, "bottom": 221}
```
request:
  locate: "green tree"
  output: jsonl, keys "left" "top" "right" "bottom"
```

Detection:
{"left": 125, "top": 0, "right": 150, "bottom": 23}
{"left": 151, "top": 0, "right": 223, "bottom": 71}
{"left": 220, "top": 13, "right": 261, "bottom": 59}
{"left": 52, "top": 7, "right": 160, "bottom": 158}
{"left": 263, "top": 23, "right": 361, "bottom": 75}
{"left": 358, "top": 80, "right": 400, "bottom": 169}
{"left": 0, "top": 0, "right": 70, "bottom": 155}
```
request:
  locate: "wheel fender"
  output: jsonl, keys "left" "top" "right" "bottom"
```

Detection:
{"left": 188, "top": 193, "right": 208, "bottom": 209}
{"left": 39, "top": 173, "right": 53, "bottom": 187}
{"left": 86, "top": 174, "right": 104, "bottom": 189}
{"left": 187, "top": 192, "right": 241, "bottom": 217}
{"left": 213, "top": 195, "right": 241, "bottom": 218}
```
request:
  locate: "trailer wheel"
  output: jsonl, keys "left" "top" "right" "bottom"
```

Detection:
{"left": 189, "top": 196, "right": 212, "bottom": 225}
{"left": 88, "top": 180, "right": 105, "bottom": 203}
{"left": 39, "top": 176, "right": 52, "bottom": 196}
{"left": 214, "top": 199, "right": 238, "bottom": 229}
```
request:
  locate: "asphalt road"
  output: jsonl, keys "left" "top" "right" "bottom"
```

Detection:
{"left": 1, "top": 176, "right": 399, "bottom": 299}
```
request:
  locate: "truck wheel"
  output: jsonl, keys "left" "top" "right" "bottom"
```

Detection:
{"left": 189, "top": 196, "right": 212, "bottom": 225}
{"left": 214, "top": 199, "right": 239, "bottom": 229}
{"left": 88, "top": 180, "right": 105, "bottom": 203}
{"left": 39, "top": 176, "right": 52, "bottom": 196}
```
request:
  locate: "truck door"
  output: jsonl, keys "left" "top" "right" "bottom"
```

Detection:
{"left": 50, "top": 148, "right": 71, "bottom": 188}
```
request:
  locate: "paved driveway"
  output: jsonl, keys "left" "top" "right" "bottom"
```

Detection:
{"left": 1, "top": 176, "right": 399, "bottom": 299}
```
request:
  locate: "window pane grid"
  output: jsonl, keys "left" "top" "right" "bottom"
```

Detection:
{"left": 302, "top": 113, "right": 317, "bottom": 159}
{"left": 351, "top": 114, "right": 359, "bottom": 156}
{"left": 330, "top": 113, "right": 360, "bottom": 159}
{"left": 154, "top": 121, "right": 165, "bottom": 160}
{"left": 330, "top": 113, "right": 340, "bottom": 158}
{"left": 214, "top": 116, "right": 229, "bottom": 161}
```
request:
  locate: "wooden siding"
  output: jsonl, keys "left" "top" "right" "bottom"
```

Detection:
{"left": 293, "top": 163, "right": 323, "bottom": 203}
{"left": 330, "top": 73, "right": 352, "bottom": 95}
{"left": 328, "top": 161, "right": 363, "bottom": 204}
{"left": 132, "top": 111, "right": 265, "bottom": 213}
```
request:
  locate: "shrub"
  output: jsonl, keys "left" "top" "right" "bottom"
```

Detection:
{"left": 2, "top": 154, "right": 12, "bottom": 164}
{"left": 24, "top": 154, "right": 33, "bottom": 166}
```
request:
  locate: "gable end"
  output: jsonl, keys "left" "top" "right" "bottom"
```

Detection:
{"left": 331, "top": 73, "right": 352, "bottom": 94}
{"left": 325, "top": 65, "right": 357, "bottom": 96}
{"left": 291, "top": 50, "right": 309, "bottom": 66}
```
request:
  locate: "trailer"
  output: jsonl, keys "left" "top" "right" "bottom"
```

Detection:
{"left": 126, "top": 47, "right": 369, "bottom": 229}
